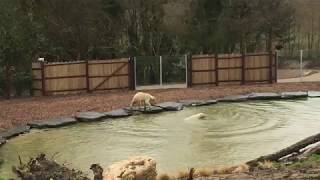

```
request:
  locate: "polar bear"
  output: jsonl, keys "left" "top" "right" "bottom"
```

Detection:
{"left": 130, "top": 92, "right": 156, "bottom": 110}
{"left": 184, "top": 113, "right": 207, "bottom": 121}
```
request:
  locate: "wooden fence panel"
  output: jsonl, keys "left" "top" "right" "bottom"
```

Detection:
{"left": 191, "top": 55, "right": 216, "bottom": 85}
{"left": 88, "top": 59, "right": 129, "bottom": 91}
{"left": 44, "top": 62, "right": 87, "bottom": 95}
{"left": 245, "top": 53, "right": 271, "bottom": 83}
{"left": 218, "top": 54, "right": 242, "bottom": 83}
{"left": 31, "top": 53, "right": 277, "bottom": 96}
{"left": 31, "top": 62, "right": 42, "bottom": 96}
{"left": 31, "top": 58, "right": 130, "bottom": 96}
{"left": 191, "top": 52, "right": 277, "bottom": 86}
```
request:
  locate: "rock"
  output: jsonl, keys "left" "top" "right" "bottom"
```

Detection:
{"left": 104, "top": 109, "right": 132, "bottom": 118}
{"left": 156, "top": 102, "right": 184, "bottom": 111}
{"left": 280, "top": 92, "right": 308, "bottom": 99}
{"left": 0, "top": 137, "right": 6, "bottom": 147}
{"left": 124, "top": 106, "right": 164, "bottom": 114}
{"left": 0, "top": 126, "right": 30, "bottom": 139}
{"left": 219, "top": 95, "right": 249, "bottom": 102}
{"left": 104, "top": 156, "right": 157, "bottom": 180}
{"left": 308, "top": 91, "right": 320, "bottom": 98}
{"left": 179, "top": 100, "right": 217, "bottom": 107}
{"left": 247, "top": 93, "right": 281, "bottom": 100}
{"left": 28, "top": 117, "right": 77, "bottom": 129}
{"left": 76, "top": 112, "right": 106, "bottom": 122}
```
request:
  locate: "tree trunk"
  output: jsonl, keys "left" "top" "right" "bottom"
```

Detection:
{"left": 247, "top": 132, "right": 320, "bottom": 167}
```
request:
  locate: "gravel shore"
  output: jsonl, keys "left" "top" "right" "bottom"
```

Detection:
{"left": 1, "top": 82, "right": 320, "bottom": 130}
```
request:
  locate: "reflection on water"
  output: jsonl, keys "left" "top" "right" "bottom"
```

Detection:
{"left": 1, "top": 99, "right": 320, "bottom": 178}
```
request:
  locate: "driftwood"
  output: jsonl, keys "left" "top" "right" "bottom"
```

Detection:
{"left": 247, "top": 132, "right": 320, "bottom": 167}
{"left": 12, "top": 154, "right": 90, "bottom": 180}
{"left": 298, "top": 143, "right": 320, "bottom": 160}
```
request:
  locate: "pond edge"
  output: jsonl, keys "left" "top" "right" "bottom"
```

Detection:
{"left": 0, "top": 91, "right": 320, "bottom": 148}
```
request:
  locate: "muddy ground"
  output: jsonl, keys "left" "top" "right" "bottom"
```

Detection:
{"left": 1, "top": 82, "right": 320, "bottom": 130}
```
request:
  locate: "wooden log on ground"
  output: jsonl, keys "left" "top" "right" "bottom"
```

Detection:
{"left": 247, "top": 132, "right": 320, "bottom": 167}
{"left": 298, "top": 143, "right": 320, "bottom": 160}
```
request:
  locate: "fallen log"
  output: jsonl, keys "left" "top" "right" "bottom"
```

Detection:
{"left": 247, "top": 132, "right": 320, "bottom": 167}
{"left": 298, "top": 143, "right": 320, "bottom": 160}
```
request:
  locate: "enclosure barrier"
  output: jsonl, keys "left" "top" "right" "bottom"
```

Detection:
{"left": 32, "top": 58, "right": 131, "bottom": 96}
{"left": 189, "top": 52, "right": 277, "bottom": 86}
{"left": 32, "top": 52, "right": 277, "bottom": 96}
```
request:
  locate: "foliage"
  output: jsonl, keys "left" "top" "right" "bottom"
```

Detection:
{"left": 0, "top": 0, "right": 301, "bottom": 97}
{"left": 287, "top": 154, "right": 320, "bottom": 169}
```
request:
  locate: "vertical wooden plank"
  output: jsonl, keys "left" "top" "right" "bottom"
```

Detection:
{"left": 187, "top": 54, "right": 193, "bottom": 87}
{"left": 86, "top": 60, "right": 90, "bottom": 92}
{"left": 128, "top": 57, "right": 136, "bottom": 90}
{"left": 275, "top": 52, "right": 278, "bottom": 83}
{"left": 41, "top": 62, "right": 46, "bottom": 96}
{"left": 269, "top": 51, "right": 273, "bottom": 83}
{"left": 215, "top": 54, "right": 219, "bottom": 86}
{"left": 242, "top": 53, "right": 246, "bottom": 85}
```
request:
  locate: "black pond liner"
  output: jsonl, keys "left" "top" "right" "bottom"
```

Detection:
{"left": 0, "top": 91, "right": 319, "bottom": 147}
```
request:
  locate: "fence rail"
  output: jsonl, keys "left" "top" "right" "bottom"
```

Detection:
{"left": 32, "top": 52, "right": 277, "bottom": 96}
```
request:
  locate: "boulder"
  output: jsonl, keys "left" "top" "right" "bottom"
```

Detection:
{"left": 0, "top": 137, "right": 6, "bottom": 147}
{"left": 76, "top": 112, "right": 106, "bottom": 122}
{"left": 280, "top": 92, "right": 308, "bottom": 99}
{"left": 104, "top": 109, "right": 132, "bottom": 118}
{"left": 104, "top": 156, "right": 157, "bottom": 180}
{"left": 247, "top": 93, "right": 281, "bottom": 100}
{"left": 179, "top": 100, "right": 217, "bottom": 107}
{"left": 219, "top": 95, "right": 249, "bottom": 102}
{"left": 28, "top": 117, "right": 77, "bottom": 129}
{"left": 0, "top": 126, "right": 30, "bottom": 139}
{"left": 308, "top": 91, "right": 320, "bottom": 98}
{"left": 156, "top": 102, "right": 184, "bottom": 111}
{"left": 124, "top": 106, "right": 164, "bottom": 114}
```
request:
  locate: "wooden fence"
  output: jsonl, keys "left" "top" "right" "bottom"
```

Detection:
{"left": 188, "top": 52, "right": 277, "bottom": 86}
{"left": 32, "top": 52, "right": 277, "bottom": 96}
{"left": 32, "top": 58, "right": 132, "bottom": 96}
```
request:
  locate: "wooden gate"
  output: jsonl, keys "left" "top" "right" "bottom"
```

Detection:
{"left": 88, "top": 59, "right": 130, "bottom": 92}
{"left": 32, "top": 58, "right": 133, "bottom": 96}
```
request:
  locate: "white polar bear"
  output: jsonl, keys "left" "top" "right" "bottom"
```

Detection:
{"left": 184, "top": 113, "right": 207, "bottom": 121}
{"left": 130, "top": 92, "right": 156, "bottom": 110}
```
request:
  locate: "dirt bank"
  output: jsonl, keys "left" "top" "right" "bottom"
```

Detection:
{"left": 1, "top": 82, "right": 320, "bottom": 130}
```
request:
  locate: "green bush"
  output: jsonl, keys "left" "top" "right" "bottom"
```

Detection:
{"left": 13, "top": 72, "right": 32, "bottom": 96}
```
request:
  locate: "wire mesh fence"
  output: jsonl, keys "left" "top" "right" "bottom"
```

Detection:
{"left": 135, "top": 56, "right": 187, "bottom": 89}
{"left": 277, "top": 50, "right": 320, "bottom": 83}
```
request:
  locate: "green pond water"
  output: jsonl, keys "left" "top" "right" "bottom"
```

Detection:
{"left": 1, "top": 99, "right": 320, "bottom": 178}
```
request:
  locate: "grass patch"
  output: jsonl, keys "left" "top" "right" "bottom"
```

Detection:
{"left": 288, "top": 154, "right": 320, "bottom": 169}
